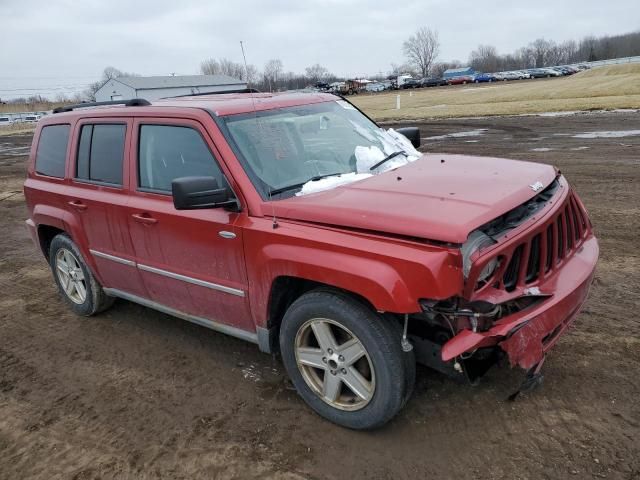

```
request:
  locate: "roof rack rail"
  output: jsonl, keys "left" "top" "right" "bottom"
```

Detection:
{"left": 53, "top": 98, "right": 151, "bottom": 114}
{"left": 164, "top": 88, "right": 261, "bottom": 99}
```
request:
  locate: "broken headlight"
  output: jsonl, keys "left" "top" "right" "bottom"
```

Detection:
{"left": 461, "top": 230, "right": 498, "bottom": 282}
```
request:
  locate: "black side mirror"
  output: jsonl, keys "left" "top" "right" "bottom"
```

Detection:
{"left": 396, "top": 127, "right": 421, "bottom": 148}
{"left": 171, "top": 176, "right": 236, "bottom": 210}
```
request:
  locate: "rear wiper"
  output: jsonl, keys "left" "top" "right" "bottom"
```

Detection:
{"left": 269, "top": 172, "right": 345, "bottom": 196}
{"left": 369, "top": 151, "right": 407, "bottom": 171}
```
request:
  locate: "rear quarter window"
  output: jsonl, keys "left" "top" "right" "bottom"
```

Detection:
{"left": 35, "top": 124, "right": 70, "bottom": 178}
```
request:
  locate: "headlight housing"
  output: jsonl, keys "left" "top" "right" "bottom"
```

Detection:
{"left": 461, "top": 230, "right": 498, "bottom": 282}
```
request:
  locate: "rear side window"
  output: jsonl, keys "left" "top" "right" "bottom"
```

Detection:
{"left": 35, "top": 124, "right": 70, "bottom": 178}
{"left": 76, "top": 124, "right": 126, "bottom": 185}
{"left": 138, "top": 125, "right": 226, "bottom": 192}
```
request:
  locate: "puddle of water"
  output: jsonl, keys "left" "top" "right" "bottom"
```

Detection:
{"left": 239, "top": 363, "right": 281, "bottom": 383}
{"left": 572, "top": 130, "right": 640, "bottom": 139}
{"left": 425, "top": 129, "right": 487, "bottom": 141}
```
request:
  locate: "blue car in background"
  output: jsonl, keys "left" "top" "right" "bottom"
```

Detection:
{"left": 472, "top": 73, "right": 497, "bottom": 83}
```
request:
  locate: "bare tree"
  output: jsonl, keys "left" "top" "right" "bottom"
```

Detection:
{"left": 528, "top": 38, "right": 555, "bottom": 67}
{"left": 200, "top": 57, "right": 260, "bottom": 85}
{"left": 389, "top": 62, "right": 417, "bottom": 77}
{"left": 304, "top": 64, "right": 331, "bottom": 84}
{"left": 469, "top": 44, "right": 500, "bottom": 72}
{"left": 403, "top": 27, "right": 440, "bottom": 77}
{"left": 263, "top": 58, "right": 284, "bottom": 91}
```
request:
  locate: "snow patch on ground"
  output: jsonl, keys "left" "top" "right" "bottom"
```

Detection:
{"left": 425, "top": 129, "right": 487, "bottom": 141}
{"left": 537, "top": 111, "right": 581, "bottom": 117}
{"left": 465, "top": 140, "right": 479, "bottom": 143}
{"left": 531, "top": 147, "right": 553, "bottom": 152}
{"left": 572, "top": 130, "right": 640, "bottom": 139}
{"left": 570, "top": 146, "right": 590, "bottom": 151}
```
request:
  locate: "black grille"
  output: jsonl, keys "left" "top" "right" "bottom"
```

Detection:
{"left": 494, "top": 191, "right": 588, "bottom": 292}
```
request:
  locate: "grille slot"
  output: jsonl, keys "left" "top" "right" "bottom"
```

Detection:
{"left": 545, "top": 225, "right": 553, "bottom": 272}
{"left": 503, "top": 245, "right": 523, "bottom": 292}
{"left": 525, "top": 234, "right": 541, "bottom": 283}
{"left": 557, "top": 216, "right": 564, "bottom": 260}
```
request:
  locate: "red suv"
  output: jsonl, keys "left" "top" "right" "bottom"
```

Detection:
{"left": 23, "top": 93, "right": 598, "bottom": 429}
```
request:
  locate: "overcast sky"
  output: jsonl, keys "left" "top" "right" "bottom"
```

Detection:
{"left": 1, "top": 0, "right": 638, "bottom": 98}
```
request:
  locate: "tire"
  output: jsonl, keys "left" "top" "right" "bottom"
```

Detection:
{"left": 279, "top": 290, "right": 414, "bottom": 429}
{"left": 49, "top": 234, "right": 115, "bottom": 316}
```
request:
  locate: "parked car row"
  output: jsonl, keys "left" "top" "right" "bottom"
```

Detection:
{"left": 0, "top": 113, "right": 43, "bottom": 127}
{"left": 312, "top": 63, "right": 591, "bottom": 96}
{"left": 391, "top": 64, "right": 591, "bottom": 89}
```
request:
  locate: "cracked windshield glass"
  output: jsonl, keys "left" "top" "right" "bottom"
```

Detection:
{"left": 223, "top": 100, "right": 421, "bottom": 198}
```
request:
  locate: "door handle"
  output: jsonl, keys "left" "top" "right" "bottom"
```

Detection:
{"left": 68, "top": 200, "right": 87, "bottom": 211}
{"left": 131, "top": 213, "right": 158, "bottom": 225}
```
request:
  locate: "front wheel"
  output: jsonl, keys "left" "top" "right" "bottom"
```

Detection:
{"left": 279, "top": 290, "right": 414, "bottom": 429}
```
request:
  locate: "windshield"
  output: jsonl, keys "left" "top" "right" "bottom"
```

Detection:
{"left": 221, "top": 99, "right": 421, "bottom": 199}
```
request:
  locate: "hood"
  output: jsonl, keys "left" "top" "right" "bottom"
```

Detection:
{"left": 266, "top": 154, "right": 557, "bottom": 244}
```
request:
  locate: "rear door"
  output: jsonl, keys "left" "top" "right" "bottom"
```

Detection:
{"left": 64, "top": 118, "right": 147, "bottom": 297}
{"left": 126, "top": 117, "right": 253, "bottom": 332}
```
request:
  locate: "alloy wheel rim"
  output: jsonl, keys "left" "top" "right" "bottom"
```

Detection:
{"left": 294, "top": 318, "right": 375, "bottom": 411}
{"left": 55, "top": 248, "right": 87, "bottom": 304}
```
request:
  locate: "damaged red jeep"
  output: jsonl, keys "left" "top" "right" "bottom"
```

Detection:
{"left": 24, "top": 93, "right": 598, "bottom": 429}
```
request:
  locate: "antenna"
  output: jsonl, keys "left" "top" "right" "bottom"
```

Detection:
{"left": 240, "top": 40, "right": 278, "bottom": 229}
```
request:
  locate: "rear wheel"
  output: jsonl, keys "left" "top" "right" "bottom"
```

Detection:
{"left": 279, "top": 290, "right": 414, "bottom": 429}
{"left": 49, "top": 234, "right": 114, "bottom": 316}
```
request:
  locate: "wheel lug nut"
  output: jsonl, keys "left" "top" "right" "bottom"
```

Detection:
{"left": 322, "top": 357, "right": 327, "bottom": 363}
{"left": 338, "top": 355, "right": 344, "bottom": 361}
{"left": 341, "top": 368, "right": 347, "bottom": 374}
{"left": 327, "top": 348, "right": 333, "bottom": 354}
{"left": 330, "top": 370, "right": 336, "bottom": 375}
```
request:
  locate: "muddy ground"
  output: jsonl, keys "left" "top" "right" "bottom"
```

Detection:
{"left": 0, "top": 112, "right": 638, "bottom": 480}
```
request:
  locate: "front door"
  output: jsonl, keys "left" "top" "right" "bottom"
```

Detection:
{"left": 126, "top": 118, "right": 253, "bottom": 332}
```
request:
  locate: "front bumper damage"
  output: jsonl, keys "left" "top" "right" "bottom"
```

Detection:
{"left": 436, "top": 236, "right": 598, "bottom": 385}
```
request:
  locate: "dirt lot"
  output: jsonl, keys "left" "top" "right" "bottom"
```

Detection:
{"left": 1, "top": 112, "right": 639, "bottom": 480}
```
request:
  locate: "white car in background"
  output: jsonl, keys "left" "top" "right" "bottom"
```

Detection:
{"left": 365, "top": 82, "right": 385, "bottom": 92}
{"left": 23, "top": 114, "right": 41, "bottom": 123}
{"left": 0, "top": 116, "right": 13, "bottom": 127}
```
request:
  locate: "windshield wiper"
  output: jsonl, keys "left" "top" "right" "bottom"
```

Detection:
{"left": 369, "top": 151, "right": 406, "bottom": 171}
{"left": 268, "top": 172, "right": 345, "bottom": 196}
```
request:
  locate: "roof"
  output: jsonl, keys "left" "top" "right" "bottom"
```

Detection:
{"left": 112, "top": 74, "right": 246, "bottom": 90}
{"left": 443, "top": 67, "right": 474, "bottom": 74}
{"left": 46, "top": 92, "right": 339, "bottom": 119}
{"left": 156, "top": 92, "right": 337, "bottom": 116}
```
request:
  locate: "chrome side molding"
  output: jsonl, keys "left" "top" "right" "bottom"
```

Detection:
{"left": 90, "top": 249, "right": 136, "bottom": 267}
{"left": 137, "top": 263, "right": 245, "bottom": 297}
{"left": 90, "top": 249, "right": 245, "bottom": 297}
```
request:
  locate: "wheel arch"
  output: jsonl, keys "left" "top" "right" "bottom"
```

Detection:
{"left": 260, "top": 275, "right": 384, "bottom": 354}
